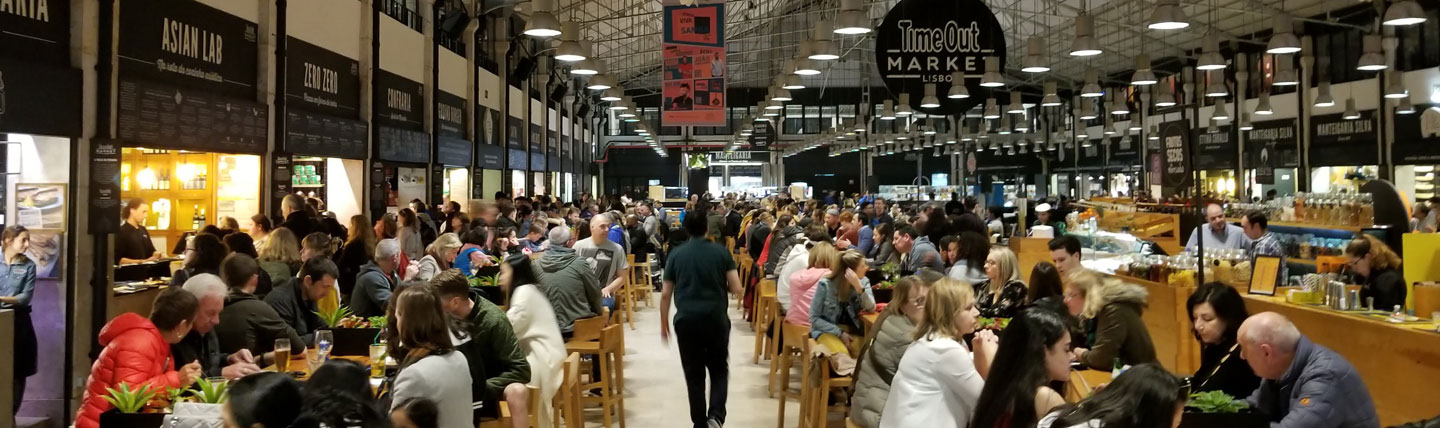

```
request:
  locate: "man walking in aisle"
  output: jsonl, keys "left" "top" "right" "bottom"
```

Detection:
{"left": 661, "top": 208, "right": 744, "bottom": 428}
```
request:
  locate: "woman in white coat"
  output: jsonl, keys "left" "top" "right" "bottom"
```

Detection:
{"left": 879, "top": 278, "right": 999, "bottom": 428}
{"left": 500, "top": 254, "right": 567, "bottom": 428}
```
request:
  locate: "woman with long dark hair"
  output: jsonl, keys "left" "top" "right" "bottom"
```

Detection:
{"left": 971, "top": 309, "right": 1073, "bottom": 428}
{"left": 223, "top": 372, "right": 303, "bottom": 428}
{"left": 385, "top": 285, "right": 473, "bottom": 428}
{"left": 337, "top": 215, "right": 377, "bottom": 297}
{"left": 397, "top": 208, "right": 424, "bottom": 261}
{"left": 1344, "top": 234, "right": 1407, "bottom": 312}
{"left": 1187, "top": 282, "right": 1259, "bottom": 398}
{"left": 946, "top": 231, "right": 990, "bottom": 285}
{"left": 292, "top": 359, "right": 388, "bottom": 428}
{"left": 1027, "top": 262, "right": 1065, "bottom": 307}
{"left": 172, "top": 233, "right": 228, "bottom": 286}
{"left": 499, "top": 254, "right": 565, "bottom": 428}
{"left": 1038, "top": 363, "right": 1188, "bottom": 428}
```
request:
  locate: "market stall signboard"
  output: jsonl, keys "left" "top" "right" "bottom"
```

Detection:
{"left": 285, "top": 37, "right": 362, "bottom": 118}
{"left": 270, "top": 154, "right": 292, "bottom": 220}
{"left": 89, "top": 141, "right": 123, "bottom": 234}
{"left": 1108, "top": 136, "right": 1141, "bottom": 169}
{"left": 562, "top": 135, "right": 573, "bottom": 160}
{"left": 1158, "top": 120, "right": 1192, "bottom": 189}
{"left": 435, "top": 90, "right": 466, "bottom": 139}
{"left": 1077, "top": 140, "right": 1104, "bottom": 169}
{"left": 477, "top": 108, "right": 501, "bottom": 146}
{"left": 506, "top": 116, "right": 524, "bottom": 149}
{"left": 1310, "top": 111, "right": 1377, "bottom": 167}
{"left": 0, "top": 55, "right": 83, "bottom": 137}
{"left": 1393, "top": 105, "right": 1440, "bottom": 164}
{"left": 475, "top": 143, "right": 505, "bottom": 170}
{"left": 530, "top": 152, "right": 546, "bottom": 171}
{"left": 376, "top": 126, "right": 431, "bottom": 164}
{"left": 284, "top": 110, "right": 368, "bottom": 159}
{"left": 369, "top": 161, "right": 386, "bottom": 216}
{"left": 529, "top": 124, "right": 542, "bottom": 152}
{"left": 116, "top": 78, "right": 268, "bottom": 154}
{"left": 1192, "top": 126, "right": 1237, "bottom": 170}
{"left": 748, "top": 121, "right": 774, "bottom": 147}
{"left": 1244, "top": 119, "right": 1299, "bottom": 168}
{"left": 430, "top": 165, "right": 445, "bottom": 206}
{"left": 874, "top": 0, "right": 1006, "bottom": 114}
{"left": 436, "top": 136, "right": 473, "bottom": 167}
{"left": 0, "top": 0, "right": 70, "bottom": 62}
{"left": 118, "top": 0, "right": 259, "bottom": 99}
{"left": 507, "top": 149, "right": 527, "bottom": 170}
{"left": 374, "top": 69, "right": 424, "bottom": 130}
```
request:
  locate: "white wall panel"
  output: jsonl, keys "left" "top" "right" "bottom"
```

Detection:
{"left": 1402, "top": 67, "right": 1440, "bottom": 105}
{"left": 531, "top": 99, "right": 544, "bottom": 125}
{"left": 288, "top": 0, "right": 362, "bottom": 59}
{"left": 379, "top": 16, "right": 425, "bottom": 83}
{"left": 438, "top": 50, "right": 467, "bottom": 97}
{"left": 477, "top": 69, "right": 499, "bottom": 110}
{"left": 509, "top": 87, "right": 526, "bottom": 118}
{"left": 199, "top": 0, "right": 260, "bottom": 22}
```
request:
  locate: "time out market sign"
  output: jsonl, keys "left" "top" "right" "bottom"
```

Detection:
{"left": 874, "top": 0, "right": 1006, "bottom": 115}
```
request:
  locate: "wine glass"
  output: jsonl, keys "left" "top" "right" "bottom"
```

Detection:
{"left": 316, "top": 330, "right": 334, "bottom": 362}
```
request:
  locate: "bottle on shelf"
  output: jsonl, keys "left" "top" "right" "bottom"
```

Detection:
{"left": 191, "top": 205, "right": 201, "bottom": 231}
{"left": 199, "top": 208, "right": 207, "bottom": 227}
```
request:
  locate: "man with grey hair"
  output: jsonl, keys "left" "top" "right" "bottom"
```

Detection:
{"left": 575, "top": 213, "right": 628, "bottom": 312}
{"left": 534, "top": 223, "right": 603, "bottom": 335}
{"left": 174, "top": 274, "right": 264, "bottom": 380}
{"left": 1238, "top": 312, "right": 1378, "bottom": 428}
{"left": 277, "top": 193, "right": 319, "bottom": 243}
{"left": 351, "top": 239, "right": 401, "bottom": 317}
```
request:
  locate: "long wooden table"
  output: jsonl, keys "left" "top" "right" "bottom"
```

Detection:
{"left": 1244, "top": 295, "right": 1440, "bottom": 426}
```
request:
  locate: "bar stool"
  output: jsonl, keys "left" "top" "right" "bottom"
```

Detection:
{"left": 752, "top": 280, "right": 777, "bottom": 364}
{"left": 555, "top": 352, "right": 583, "bottom": 428}
{"left": 804, "top": 343, "right": 853, "bottom": 428}
{"left": 617, "top": 255, "right": 636, "bottom": 330}
{"left": 751, "top": 279, "right": 776, "bottom": 331}
{"left": 775, "top": 321, "right": 811, "bottom": 428}
{"left": 567, "top": 324, "right": 625, "bottom": 428}
{"left": 629, "top": 256, "right": 655, "bottom": 307}
{"left": 480, "top": 385, "right": 542, "bottom": 428}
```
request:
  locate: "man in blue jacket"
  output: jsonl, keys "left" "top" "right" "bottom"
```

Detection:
{"left": 1239, "top": 312, "right": 1379, "bottom": 428}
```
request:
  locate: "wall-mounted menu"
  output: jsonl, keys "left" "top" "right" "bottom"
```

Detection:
{"left": 119, "top": 0, "right": 258, "bottom": 99}
{"left": 369, "top": 161, "right": 387, "bottom": 217}
{"left": 285, "top": 110, "right": 368, "bottom": 159}
{"left": 117, "top": 78, "right": 268, "bottom": 153}
{"left": 530, "top": 152, "right": 546, "bottom": 171}
{"left": 1393, "top": 105, "right": 1440, "bottom": 164}
{"left": 548, "top": 132, "right": 559, "bottom": 153}
{"left": 374, "top": 69, "right": 424, "bottom": 129}
{"left": 436, "top": 137, "right": 473, "bottom": 166}
{"left": 562, "top": 135, "right": 573, "bottom": 159}
{"left": 376, "top": 126, "right": 431, "bottom": 164}
{"left": 529, "top": 124, "right": 542, "bottom": 152}
{"left": 90, "top": 141, "right": 123, "bottom": 234}
{"left": 430, "top": 165, "right": 445, "bottom": 206}
{"left": 285, "top": 37, "right": 361, "bottom": 118}
{"left": 476, "top": 144, "right": 505, "bottom": 170}
{"left": 435, "top": 91, "right": 467, "bottom": 139}
{"left": 508, "top": 149, "right": 527, "bottom": 170}
{"left": 1310, "top": 111, "right": 1377, "bottom": 166}
{"left": 270, "top": 155, "right": 292, "bottom": 219}
{"left": 507, "top": 116, "right": 523, "bottom": 148}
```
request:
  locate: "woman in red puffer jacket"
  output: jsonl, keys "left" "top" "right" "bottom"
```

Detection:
{"left": 76, "top": 287, "right": 205, "bottom": 428}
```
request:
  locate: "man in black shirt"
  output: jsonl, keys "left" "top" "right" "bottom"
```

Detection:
{"left": 174, "top": 274, "right": 263, "bottom": 380}
{"left": 116, "top": 198, "right": 161, "bottom": 264}
{"left": 670, "top": 84, "right": 695, "bottom": 110}
{"left": 277, "top": 194, "right": 320, "bottom": 243}
{"left": 661, "top": 209, "right": 743, "bottom": 428}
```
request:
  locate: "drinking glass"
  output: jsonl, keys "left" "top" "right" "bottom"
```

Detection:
{"left": 306, "top": 347, "right": 323, "bottom": 374}
{"left": 1432, "top": 311, "right": 1440, "bottom": 332}
{"left": 316, "top": 330, "right": 334, "bottom": 362}
{"left": 369, "top": 344, "right": 387, "bottom": 378}
{"left": 274, "top": 338, "right": 291, "bottom": 372}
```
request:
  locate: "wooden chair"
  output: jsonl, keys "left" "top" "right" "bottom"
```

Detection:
{"left": 479, "top": 385, "right": 541, "bottom": 428}
{"left": 567, "top": 324, "right": 625, "bottom": 428}
{"left": 804, "top": 345, "right": 853, "bottom": 428}
{"left": 752, "top": 280, "right": 778, "bottom": 365}
{"left": 775, "top": 321, "right": 812, "bottom": 428}
{"left": 555, "top": 353, "right": 583, "bottom": 428}
{"left": 751, "top": 278, "right": 776, "bottom": 331}
{"left": 629, "top": 256, "right": 654, "bottom": 308}
{"left": 618, "top": 255, "right": 636, "bottom": 330}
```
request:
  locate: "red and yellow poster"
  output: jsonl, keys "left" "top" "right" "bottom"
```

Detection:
{"left": 662, "top": 0, "right": 726, "bottom": 126}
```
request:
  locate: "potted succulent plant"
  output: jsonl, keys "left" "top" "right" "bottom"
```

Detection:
{"left": 163, "top": 378, "right": 228, "bottom": 428}
{"left": 1179, "top": 391, "right": 1268, "bottom": 428}
{"left": 316, "top": 305, "right": 383, "bottom": 356}
{"left": 468, "top": 265, "right": 505, "bottom": 305}
{"left": 99, "top": 383, "right": 166, "bottom": 427}
{"left": 871, "top": 262, "right": 901, "bottom": 304}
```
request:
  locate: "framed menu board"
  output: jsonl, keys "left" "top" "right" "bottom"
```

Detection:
{"left": 1249, "top": 255, "right": 1282, "bottom": 296}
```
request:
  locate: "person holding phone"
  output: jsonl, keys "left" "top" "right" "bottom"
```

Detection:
{"left": 810, "top": 250, "right": 876, "bottom": 373}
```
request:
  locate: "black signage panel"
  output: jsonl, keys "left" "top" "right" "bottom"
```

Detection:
{"left": 270, "top": 154, "right": 292, "bottom": 218}
{"left": 436, "top": 136, "right": 473, "bottom": 166}
{"left": 477, "top": 108, "right": 501, "bottom": 146}
{"left": 548, "top": 131, "right": 559, "bottom": 153}
{"left": 748, "top": 121, "right": 774, "bottom": 147}
{"left": 1108, "top": 136, "right": 1140, "bottom": 169}
{"left": 1244, "top": 119, "right": 1299, "bottom": 168}
{"left": 284, "top": 110, "right": 368, "bottom": 159}
{"left": 430, "top": 165, "right": 445, "bottom": 207}
{"left": 89, "top": 140, "right": 122, "bottom": 234}
{"left": 874, "top": 0, "right": 1006, "bottom": 114}
{"left": 435, "top": 90, "right": 466, "bottom": 139}
{"left": 118, "top": 0, "right": 259, "bottom": 99}
{"left": 285, "top": 37, "right": 361, "bottom": 118}
{"left": 1394, "top": 105, "right": 1440, "bottom": 164}
{"left": 562, "top": 135, "right": 573, "bottom": 159}
{"left": 529, "top": 124, "right": 542, "bottom": 152}
{"left": 374, "top": 69, "right": 424, "bottom": 129}
{"left": 547, "top": 155, "right": 561, "bottom": 172}
{"left": 508, "top": 148, "right": 527, "bottom": 170}
{"left": 1077, "top": 141, "right": 1104, "bottom": 168}
{"left": 116, "top": 78, "right": 268, "bottom": 153}
{"left": 1310, "top": 111, "right": 1377, "bottom": 166}
{"left": 475, "top": 143, "right": 505, "bottom": 170}
{"left": 530, "top": 152, "right": 546, "bottom": 171}
{"left": 1254, "top": 141, "right": 1276, "bottom": 185}
{"left": 0, "top": 55, "right": 82, "bottom": 136}
{"left": 376, "top": 126, "right": 430, "bottom": 164}
{"left": 506, "top": 116, "right": 523, "bottom": 148}
{"left": 0, "top": 0, "right": 70, "bottom": 62}
{"left": 369, "top": 161, "right": 386, "bottom": 216}
{"left": 1158, "top": 120, "right": 1191, "bottom": 189}
{"left": 472, "top": 167, "right": 485, "bottom": 200}
{"left": 1192, "top": 126, "right": 1237, "bottom": 170}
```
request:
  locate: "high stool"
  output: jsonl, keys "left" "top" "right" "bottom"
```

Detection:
{"left": 629, "top": 256, "right": 655, "bottom": 307}
{"left": 618, "top": 255, "right": 636, "bottom": 330}
{"left": 804, "top": 344, "right": 853, "bottom": 428}
{"left": 775, "top": 321, "right": 812, "bottom": 428}
{"left": 555, "top": 352, "right": 583, "bottom": 428}
{"left": 567, "top": 324, "right": 625, "bottom": 428}
{"left": 752, "top": 279, "right": 776, "bottom": 331}
{"left": 752, "top": 280, "right": 777, "bottom": 364}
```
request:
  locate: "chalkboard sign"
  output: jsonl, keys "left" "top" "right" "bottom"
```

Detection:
{"left": 435, "top": 90, "right": 466, "bottom": 139}
{"left": 285, "top": 110, "right": 368, "bottom": 159}
{"left": 508, "top": 149, "right": 528, "bottom": 170}
{"left": 476, "top": 143, "right": 505, "bottom": 170}
{"left": 529, "top": 124, "right": 542, "bottom": 151}
{"left": 271, "top": 155, "right": 292, "bottom": 218}
{"left": 374, "top": 69, "right": 424, "bottom": 130}
{"left": 116, "top": 78, "right": 269, "bottom": 153}
{"left": 436, "top": 136, "right": 473, "bottom": 167}
{"left": 369, "top": 161, "right": 387, "bottom": 217}
{"left": 90, "top": 141, "right": 123, "bottom": 234}
{"left": 430, "top": 165, "right": 445, "bottom": 207}
{"left": 472, "top": 167, "right": 485, "bottom": 200}
{"left": 1310, "top": 111, "right": 1377, "bottom": 167}
{"left": 1244, "top": 119, "right": 1299, "bottom": 168}
{"left": 376, "top": 126, "right": 431, "bottom": 164}
{"left": 507, "top": 117, "right": 524, "bottom": 148}
{"left": 530, "top": 152, "right": 546, "bottom": 171}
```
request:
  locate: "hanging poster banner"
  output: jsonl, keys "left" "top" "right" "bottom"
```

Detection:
{"left": 1310, "top": 111, "right": 1377, "bottom": 167}
{"left": 661, "top": 0, "right": 726, "bottom": 126}
{"left": 1245, "top": 119, "right": 1299, "bottom": 169}
{"left": 1159, "top": 120, "right": 1191, "bottom": 190}
{"left": 1192, "top": 126, "right": 1236, "bottom": 170}
{"left": 875, "top": 0, "right": 1006, "bottom": 114}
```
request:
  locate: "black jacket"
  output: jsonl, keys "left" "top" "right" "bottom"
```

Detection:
{"left": 724, "top": 211, "right": 742, "bottom": 238}
{"left": 335, "top": 240, "right": 371, "bottom": 297}
{"left": 172, "top": 329, "right": 225, "bottom": 378}
{"left": 1193, "top": 340, "right": 1261, "bottom": 399}
{"left": 263, "top": 278, "right": 325, "bottom": 346}
{"left": 1360, "top": 268, "right": 1407, "bottom": 312}
{"left": 278, "top": 212, "right": 320, "bottom": 242}
{"left": 217, "top": 290, "right": 306, "bottom": 357}
{"left": 747, "top": 223, "right": 771, "bottom": 260}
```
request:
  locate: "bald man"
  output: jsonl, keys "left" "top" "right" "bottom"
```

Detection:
{"left": 1238, "top": 312, "right": 1378, "bottom": 428}
{"left": 1186, "top": 203, "right": 1252, "bottom": 251}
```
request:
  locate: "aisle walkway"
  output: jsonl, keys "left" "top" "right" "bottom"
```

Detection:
{"left": 593, "top": 301, "right": 800, "bottom": 427}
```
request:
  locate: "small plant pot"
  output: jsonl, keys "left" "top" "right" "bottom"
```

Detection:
{"left": 100, "top": 410, "right": 166, "bottom": 428}
{"left": 1179, "top": 410, "right": 1269, "bottom": 428}
{"left": 325, "top": 327, "right": 383, "bottom": 356}
{"left": 872, "top": 288, "right": 893, "bottom": 304}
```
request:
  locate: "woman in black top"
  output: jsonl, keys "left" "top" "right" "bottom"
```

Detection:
{"left": 1345, "top": 235, "right": 1408, "bottom": 312}
{"left": 1187, "top": 282, "right": 1260, "bottom": 399}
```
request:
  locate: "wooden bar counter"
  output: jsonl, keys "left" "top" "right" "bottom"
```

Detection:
{"left": 1244, "top": 295, "right": 1440, "bottom": 426}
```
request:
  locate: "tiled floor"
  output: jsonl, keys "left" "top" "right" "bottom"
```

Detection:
{"left": 588, "top": 301, "right": 801, "bottom": 428}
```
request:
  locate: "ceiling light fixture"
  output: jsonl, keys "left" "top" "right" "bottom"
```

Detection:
{"left": 1255, "top": 91, "right": 1274, "bottom": 115}
{"left": 1196, "top": 32, "right": 1226, "bottom": 70}
{"left": 794, "top": 57, "right": 822, "bottom": 75}
{"left": 554, "top": 21, "right": 587, "bottom": 62}
{"left": 1081, "top": 68, "right": 1104, "bottom": 98}
{"left": 1397, "top": 96, "right": 1416, "bottom": 114}
{"left": 1070, "top": 13, "right": 1103, "bottom": 56}
{"left": 1148, "top": 0, "right": 1189, "bottom": 30}
{"left": 1383, "top": 0, "right": 1427, "bottom": 26}
{"left": 1008, "top": 92, "right": 1025, "bottom": 114}
{"left": 781, "top": 75, "right": 806, "bottom": 90}
{"left": 1313, "top": 80, "right": 1335, "bottom": 107}
{"left": 809, "top": 19, "right": 841, "bottom": 60}
{"left": 1343, "top": 97, "right": 1361, "bottom": 119}
{"left": 600, "top": 88, "right": 623, "bottom": 102}
{"left": 1384, "top": 71, "right": 1409, "bottom": 98}
{"left": 570, "top": 53, "right": 599, "bottom": 75}
{"left": 834, "top": 0, "right": 872, "bottom": 34}
{"left": 983, "top": 98, "right": 1001, "bottom": 119}
{"left": 1021, "top": 37, "right": 1049, "bottom": 73}
{"left": 1155, "top": 83, "right": 1177, "bottom": 107}
{"left": 1266, "top": 16, "right": 1301, "bottom": 54}
{"left": 921, "top": 84, "right": 942, "bottom": 108}
{"left": 1357, "top": 34, "right": 1387, "bottom": 71}
{"left": 1041, "top": 81, "right": 1061, "bottom": 106}
{"left": 1111, "top": 92, "right": 1130, "bottom": 115}
{"left": 880, "top": 100, "right": 897, "bottom": 120}
{"left": 980, "top": 57, "right": 1005, "bottom": 87}
{"left": 771, "top": 87, "right": 793, "bottom": 102}
{"left": 585, "top": 74, "right": 613, "bottom": 91}
{"left": 1239, "top": 113, "right": 1254, "bottom": 130}
{"left": 1149, "top": 125, "right": 1160, "bottom": 140}
{"left": 522, "top": 0, "right": 562, "bottom": 37}
{"left": 1079, "top": 100, "right": 1097, "bottom": 120}
{"left": 1272, "top": 59, "right": 1298, "bottom": 86}
{"left": 1212, "top": 97, "right": 1230, "bottom": 120}
{"left": 947, "top": 71, "right": 971, "bottom": 99}
{"left": 896, "top": 93, "right": 915, "bottom": 116}
{"left": 1131, "top": 54, "right": 1158, "bottom": 85}
{"left": 1205, "top": 70, "right": 1228, "bottom": 97}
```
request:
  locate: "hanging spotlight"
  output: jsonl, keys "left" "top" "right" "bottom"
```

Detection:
{"left": 980, "top": 57, "right": 1005, "bottom": 87}
{"left": 522, "top": 0, "right": 562, "bottom": 37}
{"left": 764, "top": 100, "right": 784, "bottom": 110}
{"left": 1154, "top": 83, "right": 1177, "bottom": 107}
{"left": 1204, "top": 70, "right": 1229, "bottom": 97}
{"left": 1110, "top": 92, "right": 1130, "bottom": 115}
{"left": 1041, "top": 81, "right": 1061, "bottom": 106}
{"left": 1008, "top": 92, "right": 1025, "bottom": 114}
{"left": 947, "top": 71, "right": 971, "bottom": 99}
{"left": 1021, "top": 37, "right": 1050, "bottom": 73}
{"left": 1343, "top": 98, "right": 1361, "bottom": 120}
{"left": 1357, "top": 35, "right": 1387, "bottom": 71}
{"left": 608, "top": 96, "right": 630, "bottom": 110}
{"left": 1149, "top": 125, "right": 1160, "bottom": 140}
{"left": 983, "top": 98, "right": 1001, "bottom": 119}
{"left": 896, "top": 93, "right": 915, "bottom": 116}
{"left": 1272, "top": 59, "right": 1298, "bottom": 86}
{"left": 1131, "top": 54, "right": 1158, "bottom": 85}
{"left": 880, "top": 100, "right": 897, "bottom": 120}
{"left": 1313, "top": 81, "right": 1335, "bottom": 107}
{"left": 554, "top": 21, "right": 588, "bottom": 62}
{"left": 1397, "top": 96, "right": 1417, "bottom": 114}
{"left": 1148, "top": 0, "right": 1189, "bottom": 30}
{"left": 1383, "top": 0, "right": 1427, "bottom": 26}
{"left": 794, "top": 57, "right": 822, "bottom": 75}
{"left": 1239, "top": 113, "right": 1254, "bottom": 130}
{"left": 1129, "top": 120, "right": 1143, "bottom": 131}
{"left": 1255, "top": 91, "right": 1274, "bottom": 115}
{"left": 771, "top": 87, "right": 793, "bottom": 102}
{"left": 600, "top": 87, "right": 623, "bottom": 102}
{"left": 834, "top": 0, "right": 872, "bottom": 34}
{"left": 1266, "top": 16, "right": 1301, "bottom": 54}
{"left": 1070, "top": 13, "right": 1102, "bottom": 56}
{"left": 1079, "top": 100, "right": 1097, "bottom": 120}
{"left": 920, "top": 84, "right": 941, "bottom": 108}
{"left": 1384, "top": 71, "right": 1409, "bottom": 98}
{"left": 586, "top": 74, "right": 613, "bottom": 91}
{"left": 1103, "top": 117, "right": 1116, "bottom": 135}
{"left": 1015, "top": 115, "right": 1031, "bottom": 132}
{"left": 570, "top": 53, "right": 599, "bottom": 75}
{"left": 782, "top": 75, "right": 806, "bottom": 90}
{"left": 809, "top": 19, "right": 841, "bottom": 60}
{"left": 1081, "top": 69, "right": 1104, "bottom": 98}
{"left": 1212, "top": 97, "right": 1230, "bottom": 120}
{"left": 1196, "top": 32, "right": 1227, "bottom": 70}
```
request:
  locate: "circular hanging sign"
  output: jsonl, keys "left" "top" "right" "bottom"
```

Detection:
{"left": 874, "top": 0, "right": 1007, "bottom": 115}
